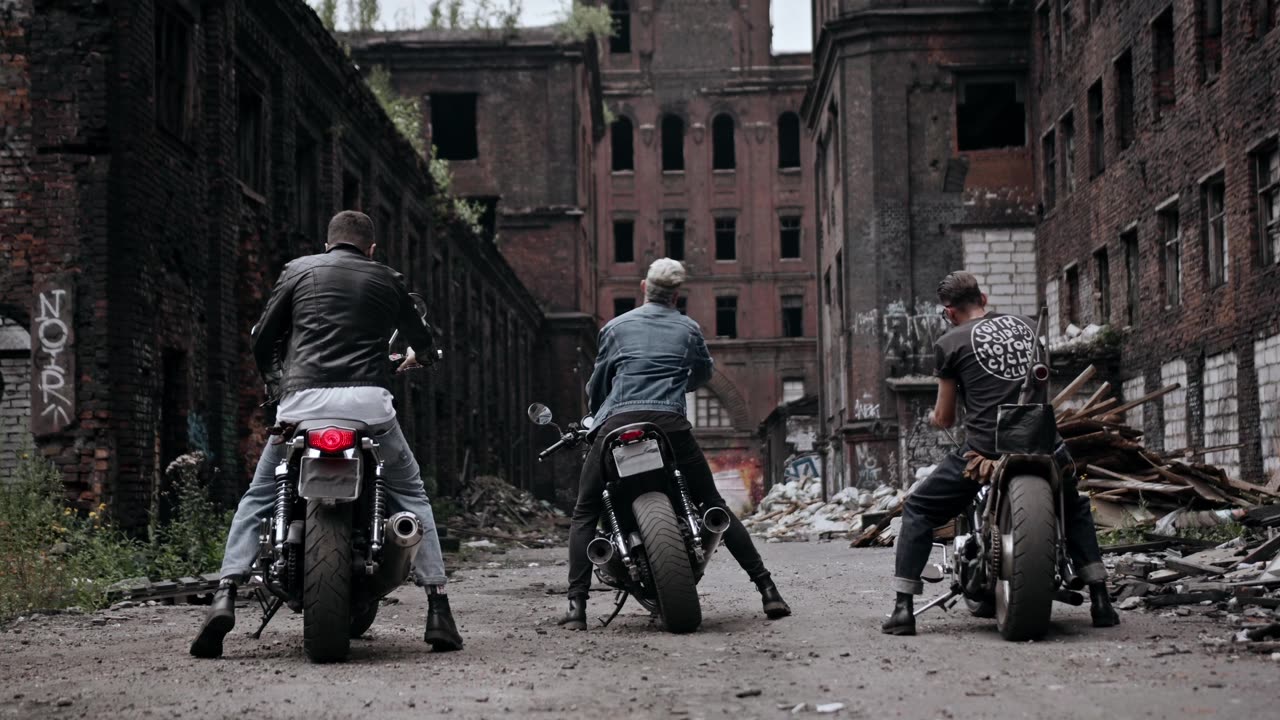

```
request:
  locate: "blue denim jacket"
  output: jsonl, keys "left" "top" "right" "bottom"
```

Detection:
{"left": 587, "top": 301, "right": 714, "bottom": 424}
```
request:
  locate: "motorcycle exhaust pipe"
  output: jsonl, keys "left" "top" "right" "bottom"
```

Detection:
{"left": 364, "top": 512, "right": 424, "bottom": 599}
{"left": 587, "top": 537, "right": 616, "bottom": 566}
{"left": 695, "top": 507, "right": 732, "bottom": 574}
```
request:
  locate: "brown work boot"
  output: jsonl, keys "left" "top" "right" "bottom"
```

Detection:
{"left": 189, "top": 580, "right": 236, "bottom": 659}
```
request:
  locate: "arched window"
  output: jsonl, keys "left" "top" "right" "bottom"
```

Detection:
{"left": 778, "top": 112, "right": 802, "bottom": 169}
{"left": 712, "top": 113, "right": 736, "bottom": 170}
{"left": 609, "top": 0, "right": 631, "bottom": 54}
{"left": 661, "top": 114, "right": 685, "bottom": 172}
{"left": 611, "top": 117, "right": 634, "bottom": 172}
{"left": 686, "top": 388, "right": 731, "bottom": 428}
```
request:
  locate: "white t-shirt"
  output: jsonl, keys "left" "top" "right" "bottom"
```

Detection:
{"left": 276, "top": 386, "right": 396, "bottom": 426}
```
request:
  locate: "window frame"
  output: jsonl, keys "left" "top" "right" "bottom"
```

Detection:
{"left": 1255, "top": 142, "right": 1280, "bottom": 265}
{"left": 613, "top": 219, "right": 635, "bottom": 264}
{"left": 663, "top": 217, "right": 686, "bottom": 260}
{"left": 778, "top": 112, "right": 803, "bottom": 170}
{"left": 154, "top": 2, "right": 194, "bottom": 142}
{"left": 711, "top": 114, "right": 736, "bottom": 171}
{"left": 1088, "top": 79, "right": 1105, "bottom": 177}
{"left": 781, "top": 295, "right": 804, "bottom": 338}
{"left": 713, "top": 216, "right": 737, "bottom": 261}
{"left": 1122, "top": 228, "right": 1140, "bottom": 326}
{"left": 608, "top": 0, "right": 631, "bottom": 55}
{"left": 715, "top": 295, "right": 738, "bottom": 339}
{"left": 780, "top": 215, "right": 803, "bottom": 259}
{"left": 1202, "top": 175, "right": 1228, "bottom": 286}
{"left": 661, "top": 114, "right": 685, "bottom": 172}
{"left": 1158, "top": 203, "right": 1182, "bottom": 307}
{"left": 610, "top": 116, "right": 635, "bottom": 173}
{"left": 1093, "top": 245, "right": 1111, "bottom": 324}
{"left": 1114, "top": 50, "right": 1135, "bottom": 151}
{"left": 1042, "top": 128, "right": 1057, "bottom": 209}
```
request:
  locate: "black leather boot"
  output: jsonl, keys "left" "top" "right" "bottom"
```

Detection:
{"left": 881, "top": 592, "right": 916, "bottom": 636}
{"left": 558, "top": 596, "right": 587, "bottom": 631}
{"left": 189, "top": 580, "right": 236, "bottom": 658}
{"left": 1089, "top": 583, "right": 1120, "bottom": 628}
{"left": 754, "top": 575, "right": 792, "bottom": 619}
{"left": 423, "top": 591, "right": 464, "bottom": 651}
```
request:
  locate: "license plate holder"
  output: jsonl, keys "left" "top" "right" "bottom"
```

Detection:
{"left": 299, "top": 456, "right": 362, "bottom": 501}
{"left": 611, "top": 439, "right": 663, "bottom": 479}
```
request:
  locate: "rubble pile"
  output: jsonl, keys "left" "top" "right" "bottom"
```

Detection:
{"left": 447, "top": 475, "right": 569, "bottom": 547}
{"left": 743, "top": 472, "right": 911, "bottom": 542}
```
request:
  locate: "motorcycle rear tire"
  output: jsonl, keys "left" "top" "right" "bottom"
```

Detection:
{"left": 995, "top": 475, "right": 1056, "bottom": 641}
{"left": 303, "top": 500, "right": 353, "bottom": 662}
{"left": 633, "top": 491, "right": 702, "bottom": 634}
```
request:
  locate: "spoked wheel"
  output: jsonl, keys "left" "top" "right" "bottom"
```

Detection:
{"left": 632, "top": 492, "right": 701, "bottom": 633}
{"left": 303, "top": 500, "right": 353, "bottom": 662}
{"left": 994, "top": 475, "right": 1057, "bottom": 641}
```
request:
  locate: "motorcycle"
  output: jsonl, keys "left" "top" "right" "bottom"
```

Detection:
{"left": 246, "top": 293, "right": 441, "bottom": 663}
{"left": 527, "top": 404, "right": 731, "bottom": 633}
{"left": 915, "top": 307, "right": 1086, "bottom": 641}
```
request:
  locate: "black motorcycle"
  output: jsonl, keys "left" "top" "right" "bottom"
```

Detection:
{"left": 247, "top": 294, "right": 439, "bottom": 663}
{"left": 528, "top": 403, "right": 730, "bottom": 633}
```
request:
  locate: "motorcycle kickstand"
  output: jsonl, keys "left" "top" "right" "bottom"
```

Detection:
{"left": 599, "top": 590, "right": 629, "bottom": 628}
{"left": 251, "top": 592, "right": 285, "bottom": 640}
{"left": 913, "top": 588, "right": 961, "bottom": 618}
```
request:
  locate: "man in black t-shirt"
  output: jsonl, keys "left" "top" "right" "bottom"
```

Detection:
{"left": 881, "top": 271, "right": 1118, "bottom": 636}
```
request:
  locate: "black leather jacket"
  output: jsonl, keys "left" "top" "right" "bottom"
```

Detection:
{"left": 251, "top": 244, "right": 434, "bottom": 401}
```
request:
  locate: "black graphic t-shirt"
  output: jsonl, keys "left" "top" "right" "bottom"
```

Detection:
{"left": 934, "top": 313, "right": 1040, "bottom": 455}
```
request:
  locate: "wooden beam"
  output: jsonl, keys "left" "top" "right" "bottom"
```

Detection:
{"left": 1109, "top": 383, "right": 1182, "bottom": 417}
{"left": 1051, "top": 365, "right": 1097, "bottom": 409}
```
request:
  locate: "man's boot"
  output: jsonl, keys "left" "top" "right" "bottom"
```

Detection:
{"left": 423, "top": 588, "right": 464, "bottom": 651}
{"left": 1089, "top": 582, "right": 1119, "bottom": 627}
{"left": 881, "top": 592, "right": 916, "bottom": 636}
{"left": 558, "top": 596, "right": 587, "bottom": 631}
{"left": 754, "top": 574, "right": 791, "bottom": 619}
{"left": 189, "top": 579, "right": 237, "bottom": 658}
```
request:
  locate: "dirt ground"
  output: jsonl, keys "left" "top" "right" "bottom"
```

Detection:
{"left": 1, "top": 542, "right": 1274, "bottom": 719}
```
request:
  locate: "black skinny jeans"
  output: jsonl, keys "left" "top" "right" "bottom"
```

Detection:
{"left": 892, "top": 447, "right": 1108, "bottom": 596}
{"left": 567, "top": 417, "right": 767, "bottom": 599}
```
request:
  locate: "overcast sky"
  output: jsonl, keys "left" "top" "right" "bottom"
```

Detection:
{"left": 366, "top": 1, "right": 813, "bottom": 53}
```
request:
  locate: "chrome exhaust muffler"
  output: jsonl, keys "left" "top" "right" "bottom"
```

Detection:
{"left": 587, "top": 536, "right": 616, "bottom": 566}
{"left": 695, "top": 506, "right": 732, "bottom": 574}
{"left": 364, "top": 512, "right": 424, "bottom": 599}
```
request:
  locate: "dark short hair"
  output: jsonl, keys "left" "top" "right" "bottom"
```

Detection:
{"left": 327, "top": 211, "right": 375, "bottom": 252}
{"left": 937, "top": 271, "right": 983, "bottom": 308}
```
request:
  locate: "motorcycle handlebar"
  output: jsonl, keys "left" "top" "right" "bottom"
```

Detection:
{"left": 537, "top": 428, "right": 590, "bottom": 461}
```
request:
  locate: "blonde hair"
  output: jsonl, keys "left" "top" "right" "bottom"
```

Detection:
{"left": 645, "top": 258, "right": 686, "bottom": 303}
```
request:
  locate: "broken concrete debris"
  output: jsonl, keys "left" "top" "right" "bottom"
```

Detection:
{"left": 447, "top": 475, "right": 569, "bottom": 547}
{"left": 744, "top": 470, "right": 912, "bottom": 542}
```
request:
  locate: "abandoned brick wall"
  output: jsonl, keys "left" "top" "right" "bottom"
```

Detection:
{"left": 808, "top": 4, "right": 1035, "bottom": 489}
{"left": 0, "top": 0, "right": 548, "bottom": 523}
{"left": 1032, "top": 1, "right": 1280, "bottom": 483}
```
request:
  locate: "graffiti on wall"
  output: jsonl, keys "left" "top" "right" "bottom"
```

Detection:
{"left": 31, "top": 278, "right": 75, "bottom": 436}
{"left": 853, "top": 442, "right": 899, "bottom": 490}
{"left": 853, "top": 392, "right": 880, "bottom": 420}
{"left": 783, "top": 453, "right": 820, "bottom": 482}
{"left": 899, "top": 398, "right": 959, "bottom": 484}
{"left": 709, "top": 450, "right": 764, "bottom": 513}
{"left": 882, "top": 299, "right": 949, "bottom": 378}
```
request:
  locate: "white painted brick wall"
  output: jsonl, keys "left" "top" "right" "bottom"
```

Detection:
{"left": 1161, "top": 359, "right": 1188, "bottom": 454}
{"left": 1122, "top": 376, "right": 1146, "bottom": 435}
{"left": 1202, "top": 352, "right": 1239, "bottom": 479}
{"left": 1045, "top": 279, "right": 1061, "bottom": 340}
{"left": 1255, "top": 334, "right": 1280, "bottom": 487}
{"left": 0, "top": 317, "right": 31, "bottom": 471}
{"left": 963, "top": 228, "right": 1038, "bottom": 317}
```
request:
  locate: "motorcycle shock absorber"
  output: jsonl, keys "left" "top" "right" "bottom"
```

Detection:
{"left": 272, "top": 457, "right": 291, "bottom": 556}
{"left": 365, "top": 437, "right": 386, "bottom": 572}
{"left": 672, "top": 470, "right": 704, "bottom": 563}
{"left": 601, "top": 488, "right": 634, "bottom": 571}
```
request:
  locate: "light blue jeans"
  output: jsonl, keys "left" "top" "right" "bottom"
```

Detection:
{"left": 219, "top": 419, "right": 448, "bottom": 586}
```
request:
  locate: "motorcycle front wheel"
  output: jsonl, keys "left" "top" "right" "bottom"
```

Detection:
{"left": 633, "top": 491, "right": 702, "bottom": 633}
{"left": 303, "top": 500, "right": 353, "bottom": 662}
{"left": 994, "top": 475, "right": 1057, "bottom": 641}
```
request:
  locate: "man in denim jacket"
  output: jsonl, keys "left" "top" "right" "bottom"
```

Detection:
{"left": 557, "top": 258, "right": 792, "bottom": 629}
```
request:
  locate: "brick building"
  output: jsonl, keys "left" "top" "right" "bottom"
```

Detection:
{"left": 595, "top": 0, "right": 819, "bottom": 502}
{"left": 806, "top": 2, "right": 1039, "bottom": 492}
{"left": 0, "top": 0, "right": 547, "bottom": 524}
{"left": 1030, "top": 1, "right": 1280, "bottom": 485}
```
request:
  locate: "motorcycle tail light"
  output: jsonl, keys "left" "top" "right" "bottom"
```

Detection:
{"left": 308, "top": 427, "right": 356, "bottom": 453}
{"left": 619, "top": 429, "right": 646, "bottom": 443}
{"left": 1032, "top": 363, "right": 1050, "bottom": 382}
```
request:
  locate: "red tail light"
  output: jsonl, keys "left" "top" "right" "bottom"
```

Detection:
{"left": 308, "top": 427, "right": 356, "bottom": 453}
{"left": 619, "top": 429, "right": 646, "bottom": 443}
{"left": 1032, "top": 364, "right": 1050, "bottom": 382}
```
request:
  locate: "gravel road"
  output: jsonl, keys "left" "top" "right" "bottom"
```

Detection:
{"left": 1, "top": 541, "right": 1273, "bottom": 719}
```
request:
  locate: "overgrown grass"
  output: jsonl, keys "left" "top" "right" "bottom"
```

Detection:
{"left": 0, "top": 445, "right": 232, "bottom": 620}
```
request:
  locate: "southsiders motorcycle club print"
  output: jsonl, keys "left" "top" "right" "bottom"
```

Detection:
{"left": 969, "top": 315, "right": 1036, "bottom": 381}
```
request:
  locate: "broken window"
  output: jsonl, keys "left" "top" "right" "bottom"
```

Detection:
{"left": 467, "top": 196, "right": 500, "bottom": 240}
{"left": 676, "top": 295, "right": 688, "bottom": 315}
{"left": 1094, "top": 246, "right": 1111, "bottom": 324}
{"left": 1256, "top": 143, "right": 1280, "bottom": 265}
{"left": 295, "top": 129, "right": 319, "bottom": 241}
{"left": 715, "top": 296, "right": 738, "bottom": 339}
{"left": 712, "top": 114, "right": 736, "bottom": 171}
{"left": 1204, "top": 176, "right": 1227, "bottom": 286}
{"left": 609, "top": 0, "right": 631, "bottom": 54}
{"left": 611, "top": 117, "right": 634, "bottom": 172}
{"left": 613, "top": 297, "right": 636, "bottom": 318}
{"left": 237, "top": 77, "right": 265, "bottom": 192}
{"left": 1088, "top": 80, "right": 1104, "bottom": 176}
{"left": 1038, "top": 3, "right": 1052, "bottom": 87}
{"left": 155, "top": 3, "right": 193, "bottom": 139}
{"left": 1202, "top": 0, "right": 1223, "bottom": 81}
{"left": 1123, "top": 229, "right": 1140, "bottom": 326}
{"left": 956, "top": 77, "right": 1025, "bottom": 151}
{"left": 1061, "top": 113, "right": 1076, "bottom": 194}
{"left": 1042, "top": 129, "right": 1057, "bottom": 209}
{"left": 342, "top": 171, "right": 361, "bottom": 210}
{"left": 1159, "top": 205, "right": 1182, "bottom": 307}
{"left": 714, "top": 217, "right": 736, "bottom": 261}
{"left": 687, "top": 387, "right": 730, "bottom": 428}
{"left": 661, "top": 115, "right": 685, "bottom": 172}
{"left": 780, "top": 216, "right": 802, "bottom": 258}
{"left": 431, "top": 93, "right": 479, "bottom": 161}
{"left": 614, "top": 219, "right": 634, "bottom": 263}
{"left": 1065, "top": 264, "right": 1081, "bottom": 326}
{"left": 1115, "top": 50, "right": 1135, "bottom": 151}
{"left": 778, "top": 112, "right": 802, "bottom": 169}
{"left": 781, "top": 295, "right": 804, "bottom": 338}
{"left": 664, "top": 218, "right": 685, "bottom": 260}
{"left": 782, "top": 379, "right": 805, "bottom": 404}
{"left": 1152, "top": 8, "right": 1176, "bottom": 118}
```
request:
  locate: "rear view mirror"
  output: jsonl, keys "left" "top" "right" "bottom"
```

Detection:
{"left": 581, "top": 415, "right": 595, "bottom": 430}
{"left": 527, "top": 403, "right": 553, "bottom": 426}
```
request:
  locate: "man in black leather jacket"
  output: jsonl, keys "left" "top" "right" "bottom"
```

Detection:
{"left": 190, "top": 211, "right": 463, "bottom": 658}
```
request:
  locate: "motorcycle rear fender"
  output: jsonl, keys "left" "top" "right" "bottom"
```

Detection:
{"left": 993, "top": 454, "right": 1060, "bottom": 491}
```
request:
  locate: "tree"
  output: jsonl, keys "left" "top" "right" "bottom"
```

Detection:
{"left": 314, "top": 0, "right": 339, "bottom": 30}
{"left": 556, "top": 0, "right": 614, "bottom": 43}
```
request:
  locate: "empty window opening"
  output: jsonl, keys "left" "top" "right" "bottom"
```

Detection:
{"left": 661, "top": 115, "right": 685, "bottom": 172}
{"left": 1088, "top": 80, "right": 1105, "bottom": 176}
{"left": 716, "top": 296, "right": 738, "bottom": 339}
{"left": 1202, "top": 0, "right": 1223, "bottom": 80}
{"left": 1061, "top": 0, "right": 1075, "bottom": 46}
{"left": 1257, "top": 143, "right": 1280, "bottom": 265}
{"left": 687, "top": 387, "right": 731, "bottom": 428}
{"left": 609, "top": 0, "right": 631, "bottom": 54}
{"left": 781, "top": 295, "right": 804, "bottom": 338}
{"left": 1123, "top": 229, "right": 1140, "bottom": 326}
{"left": 1115, "top": 51, "right": 1135, "bottom": 151}
{"left": 778, "top": 112, "right": 802, "bottom": 169}
{"left": 155, "top": 4, "right": 192, "bottom": 138}
{"left": 237, "top": 81, "right": 264, "bottom": 191}
{"left": 1159, "top": 205, "right": 1182, "bottom": 307}
{"left": 1094, "top": 247, "right": 1111, "bottom": 324}
{"left": 1152, "top": 8, "right": 1176, "bottom": 117}
{"left": 295, "top": 130, "right": 319, "bottom": 241}
{"left": 780, "top": 216, "right": 802, "bottom": 258}
{"left": 1061, "top": 113, "right": 1076, "bottom": 194}
{"left": 1042, "top": 129, "right": 1057, "bottom": 209}
{"left": 1065, "top": 265, "right": 1081, "bottom": 326}
{"left": 712, "top": 114, "right": 736, "bottom": 170}
{"left": 466, "top": 196, "right": 500, "bottom": 239}
{"left": 431, "top": 93, "right": 479, "bottom": 161}
{"left": 714, "top": 217, "right": 736, "bottom": 261}
{"left": 664, "top": 218, "right": 685, "bottom": 260}
{"left": 676, "top": 295, "right": 688, "bottom": 315}
{"left": 782, "top": 379, "right": 805, "bottom": 404}
{"left": 613, "top": 297, "right": 636, "bottom": 318}
{"left": 956, "top": 78, "right": 1026, "bottom": 151}
{"left": 614, "top": 220, "right": 635, "bottom": 263}
{"left": 611, "top": 117, "right": 634, "bottom": 172}
{"left": 1204, "top": 177, "right": 1228, "bottom": 286}
{"left": 1038, "top": 4, "right": 1052, "bottom": 87}
{"left": 342, "top": 171, "right": 362, "bottom": 210}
